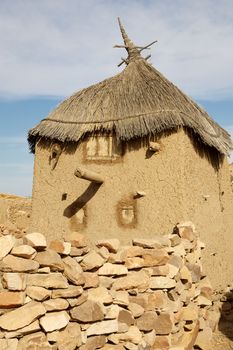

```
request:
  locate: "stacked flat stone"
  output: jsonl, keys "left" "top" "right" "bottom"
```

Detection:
{"left": 0, "top": 223, "right": 216, "bottom": 350}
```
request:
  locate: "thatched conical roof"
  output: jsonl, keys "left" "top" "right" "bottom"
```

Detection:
{"left": 28, "top": 19, "right": 232, "bottom": 155}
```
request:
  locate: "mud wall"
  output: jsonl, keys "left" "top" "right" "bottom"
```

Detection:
{"left": 0, "top": 195, "right": 31, "bottom": 230}
{"left": 30, "top": 128, "right": 233, "bottom": 289}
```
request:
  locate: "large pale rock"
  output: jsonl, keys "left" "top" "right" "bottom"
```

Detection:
{"left": 17, "top": 332, "right": 53, "bottom": 350}
{"left": 27, "top": 273, "right": 68, "bottom": 289}
{"left": 57, "top": 322, "right": 82, "bottom": 350}
{"left": 112, "top": 270, "right": 150, "bottom": 290}
{"left": 142, "top": 249, "right": 169, "bottom": 267}
{"left": 79, "top": 335, "right": 106, "bottom": 350}
{"left": 136, "top": 312, "right": 158, "bottom": 331}
{"left": 195, "top": 327, "right": 212, "bottom": 349}
{"left": 98, "top": 263, "right": 128, "bottom": 276}
{"left": 175, "top": 222, "right": 196, "bottom": 241}
{"left": 4, "top": 320, "right": 41, "bottom": 339}
{"left": 26, "top": 286, "right": 51, "bottom": 301}
{"left": 86, "top": 319, "right": 118, "bottom": 336}
{"left": 0, "top": 255, "right": 39, "bottom": 272}
{"left": 128, "top": 303, "right": 144, "bottom": 318}
{"left": 151, "top": 335, "right": 171, "bottom": 349}
{"left": 49, "top": 240, "right": 71, "bottom": 255}
{"left": 150, "top": 276, "right": 176, "bottom": 289}
{"left": 52, "top": 285, "right": 83, "bottom": 298}
{"left": 153, "top": 313, "right": 173, "bottom": 335}
{"left": 2, "top": 273, "right": 26, "bottom": 291}
{"left": 64, "top": 232, "right": 88, "bottom": 247}
{"left": 146, "top": 290, "right": 168, "bottom": 310}
{"left": 81, "top": 251, "right": 104, "bottom": 271}
{"left": 63, "top": 256, "right": 85, "bottom": 285}
{"left": 109, "top": 326, "right": 142, "bottom": 345}
{"left": 0, "top": 236, "right": 16, "bottom": 260}
{"left": 83, "top": 272, "right": 99, "bottom": 288}
{"left": 88, "top": 286, "right": 112, "bottom": 304}
{"left": 112, "top": 291, "right": 129, "bottom": 306}
{"left": 35, "top": 249, "right": 64, "bottom": 271}
{"left": 96, "top": 239, "right": 120, "bottom": 253}
{"left": 70, "top": 300, "right": 104, "bottom": 322}
{"left": 133, "top": 236, "right": 170, "bottom": 249}
{"left": 43, "top": 298, "right": 69, "bottom": 311}
{"left": 0, "top": 339, "right": 18, "bottom": 350}
{"left": 149, "top": 265, "right": 169, "bottom": 276}
{"left": 0, "top": 291, "right": 25, "bottom": 308}
{"left": 23, "top": 232, "right": 47, "bottom": 250}
{"left": 40, "top": 311, "right": 70, "bottom": 332}
{"left": 124, "top": 257, "right": 144, "bottom": 269}
{"left": 11, "top": 245, "right": 36, "bottom": 259}
{"left": 0, "top": 301, "right": 46, "bottom": 331}
{"left": 105, "top": 305, "right": 120, "bottom": 319}
{"left": 118, "top": 309, "right": 135, "bottom": 326}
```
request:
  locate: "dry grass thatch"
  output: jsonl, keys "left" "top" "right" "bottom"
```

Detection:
{"left": 28, "top": 58, "right": 232, "bottom": 155}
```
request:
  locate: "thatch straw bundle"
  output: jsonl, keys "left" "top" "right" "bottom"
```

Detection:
{"left": 28, "top": 21, "right": 232, "bottom": 156}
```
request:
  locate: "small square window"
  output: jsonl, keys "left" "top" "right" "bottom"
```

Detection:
{"left": 85, "top": 135, "right": 121, "bottom": 161}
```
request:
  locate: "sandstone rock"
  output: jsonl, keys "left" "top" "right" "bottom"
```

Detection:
{"left": 38, "top": 267, "right": 50, "bottom": 273}
{"left": 26, "top": 286, "right": 51, "bottom": 301}
{"left": 47, "top": 331, "right": 59, "bottom": 343}
{"left": 79, "top": 335, "right": 106, "bottom": 350}
{"left": 52, "top": 285, "right": 83, "bottom": 298}
{"left": 112, "top": 291, "right": 129, "bottom": 306}
{"left": 105, "top": 305, "right": 120, "bottom": 319}
{"left": 0, "top": 255, "right": 39, "bottom": 273}
{"left": 2, "top": 273, "right": 26, "bottom": 291}
{"left": 27, "top": 272, "right": 68, "bottom": 289}
{"left": 194, "top": 327, "right": 212, "bottom": 349}
{"left": 179, "top": 305, "right": 198, "bottom": 322}
{"left": 83, "top": 272, "right": 99, "bottom": 288}
{"left": 81, "top": 251, "right": 104, "bottom": 271}
{"left": 150, "top": 277, "right": 176, "bottom": 289}
{"left": 175, "top": 222, "right": 195, "bottom": 241}
{"left": 101, "top": 344, "right": 125, "bottom": 350}
{"left": 133, "top": 236, "right": 170, "bottom": 249}
{"left": 136, "top": 311, "right": 158, "bottom": 331}
{"left": 67, "top": 292, "right": 88, "bottom": 307}
{"left": 0, "top": 301, "right": 46, "bottom": 331}
{"left": 0, "top": 291, "right": 25, "bottom": 308}
{"left": 98, "top": 263, "right": 128, "bottom": 276}
{"left": 196, "top": 295, "right": 212, "bottom": 306}
{"left": 149, "top": 265, "right": 170, "bottom": 276}
{"left": 40, "top": 311, "right": 70, "bottom": 332}
{"left": 124, "top": 257, "right": 144, "bottom": 269}
{"left": 86, "top": 319, "right": 118, "bottom": 336}
{"left": 142, "top": 249, "right": 169, "bottom": 267}
{"left": 57, "top": 322, "right": 82, "bottom": 350}
{"left": 34, "top": 249, "right": 64, "bottom": 272}
{"left": 11, "top": 245, "right": 36, "bottom": 259}
{"left": 23, "top": 232, "right": 47, "bottom": 250}
{"left": 17, "top": 332, "right": 53, "bottom": 350}
{"left": 128, "top": 303, "right": 144, "bottom": 318}
{"left": 99, "top": 276, "right": 113, "bottom": 289}
{"left": 71, "top": 300, "right": 104, "bottom": 322}
{"left": 0, "top": 235, "right": 16, "bottom": 260}
{"left": 146, "top": 290, "right": 168, "bottom": 310}
{"left": 64, "top": 232, "right": 88, "bottom": 248}
{"left": 70, "top": 246, "right": 89, "bottom": 256}
{"left": 176, "top": 321, "right": 199, "bottom": 350}
{"left": 62, "top": 256, "right": 85, "bottom": 285}
{"left": 43, "top": 298, "right": 69, "bottom": 311}
{"left": 118, "top": 309, "right": 135, "bottom": 326}
{"left": 4, "top": 320, "right": 41, "bottom": 339}
{"left": 154, "top": 313, "right": 173, "bottom": 335}
{"left": 124, "top": 342, "right": 138, "bottom": 350}
{"left": 98, "top": 246, "right": 110, "bottom": 259}
{"left": 96, "top": 239, "right": 120, "bottom": 253}
{"left": 118, "top": 326, "right": 142, "bottom": 344}
{"left": 151, "top": 335, "right": 171, "bottom": 349}
{"left": 143, "top": 330, "right": 156, "bottom": 347}
{"left": 129, "top": 295, "right": 148, "bottom": 309}
{"left": 112, "top": 270, "right": 150, "bottom": 290}
{"left": 121, "top": 246, "right": 144, "bottom": 259}
{"left": 49, "top": 240, "right": 71, "bottom": 255}
{"left": 0, "top": 339, "right": 18, "bottom": 350}
{"left": 88, "top": 286, "right": 112, "bottom": 304}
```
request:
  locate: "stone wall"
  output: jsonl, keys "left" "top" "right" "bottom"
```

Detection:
{"left": 0, "top": 222, "right": 218, "bottom": 350}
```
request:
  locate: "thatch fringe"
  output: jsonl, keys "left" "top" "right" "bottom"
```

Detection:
{"left": 28, "top": 59, "right": 232, "bottom": 155}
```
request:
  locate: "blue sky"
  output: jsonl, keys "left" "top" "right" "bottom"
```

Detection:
{"left": 0, "top": 0, "right": 232, "bottom": 196}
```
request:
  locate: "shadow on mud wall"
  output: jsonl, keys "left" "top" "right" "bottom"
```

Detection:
{"left": 218, "top": 290, "right": 233, "bottom": 342}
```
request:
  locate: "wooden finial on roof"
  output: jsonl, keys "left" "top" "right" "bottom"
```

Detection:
{"left": 114, "top": 17, "right": 158, "bottom": 67}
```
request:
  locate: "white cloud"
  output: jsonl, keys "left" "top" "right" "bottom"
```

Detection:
{"left": 0, "top": 0, "right": 232, "bottom": 100}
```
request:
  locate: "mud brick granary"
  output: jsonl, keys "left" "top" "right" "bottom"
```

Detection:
{"left": 28, "top": 19, "right": 233, "bottom": 287}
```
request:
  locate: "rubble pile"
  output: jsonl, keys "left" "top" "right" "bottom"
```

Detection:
{"left": 0, "top": 223, "right": 217, "bottom": 349}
